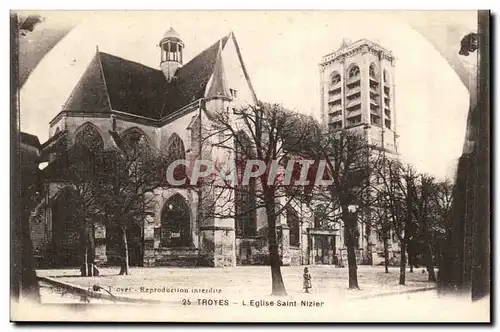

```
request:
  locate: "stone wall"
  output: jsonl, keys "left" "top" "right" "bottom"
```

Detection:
{"left": 153, "top": 247, "right": 199, "bottom": 266}
{"left": 289, "top": 247, "right": 303, "bottom": 266}
{"left": 235, "top": 237, "right": 268, "bottom": 265}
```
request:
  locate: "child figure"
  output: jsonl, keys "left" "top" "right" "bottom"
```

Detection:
{"left": 303, "top": 267, "right": 312, "bottom": 293}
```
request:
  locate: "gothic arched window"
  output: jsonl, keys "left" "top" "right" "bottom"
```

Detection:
{"left": 160, "top": 194, "right": 191, "bottom": 247}
{"left": 331, "top": 72, "right": 341, "bottom": 85}
{"left": 235, "top": 130, "right": 256, "bottom": 237}
{"left": 74, "top": 123, "right": 104, "bottom": 152}
{"left": 348, "top": 65, "right": 360, "bottom": 78}
{"left": 314, "top": 204, "right": 326, "bottom": 229}
{"left": 369, "top": 63, "right": 378, "bottom": 78}
{"left": 190, "top": 116, "right": 201, "bottom": 155}
{"left": 165, "top": 133, "right": 186, "bottom": 183}
{"left": 287, "top": 206, "right": 300, "bottom": 247}
{"left": 383, "top": 69, "right": 389, "bottom": 82}
{"left": 122, "top": 128, "right": 151, "bottom": 154}
{"left": 167, "top": 133, "right": 186, "bottom": 161}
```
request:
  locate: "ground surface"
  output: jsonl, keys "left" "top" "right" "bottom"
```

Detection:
{"left": 30, "top": 266, "right": 491, "bottom": 322}
{"left": 38, "top": 265, "right": 434, "bottom": 303}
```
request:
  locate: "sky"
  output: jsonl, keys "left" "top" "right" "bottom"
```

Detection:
{"left": 19, "top": 11, "right": 477, "bottom": 180}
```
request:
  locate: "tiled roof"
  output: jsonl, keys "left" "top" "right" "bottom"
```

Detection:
{"left": 63, "top": 34, "right": 231, "bottom": 120}
{"left": 164, "top": 34, "right": 230, "bottom": 115}
{"left": 99, "top": 52, "right": 166, "bottom": 119}
{"left": 205, "top": 41, "right": 232, "bottom": 101}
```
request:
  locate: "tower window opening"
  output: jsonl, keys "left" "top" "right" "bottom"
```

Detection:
{"left": 369, "top": 80, "right": 379, "bottom": 89}
{"left": 331, "top": 73, "right": 341, "bottom": 85}
{"left": 347, "top": 115, "right": 361, "bottom": 126}
{"left": 370, "top": 91, "right": 379, "bottom": 100}
{"left": 371, "top": 114, "right": 381, "bottom": 126}
{"left": 347, "top": 80, "right": 361, "bottom": 89}
{"left": 346, "top": 92, "right": 361, "bottom": 101}
{"left": 329, "top": 98, "right": 342, "bottom": 105}
{"left": 369, "top": 64, "right": 378, "bottom": 78}
{"left": 330, "top": 110, "right": 342, "bottom": 118}
{"left": 385, "top": 119, "right": 391, "bottom": 129}
{"left": 347, "top": 104, "right": 362, "bottom": 112}
{"left": 329, "top": 87, "right": 341, "bottom": 95}
{"left": 384, "top": 109, "right": 391, "bottom": 118}
{"left": 329, "top": 103, "right": 341, "bottom": 112}
{"left": 329, "top": 120, "right": 343, "bottom": 130}
{"left": 348, "top": 65, "right": 360, "bottom": 78}
{"left": 383, "top": 69, "right": 389, "bottom": 83}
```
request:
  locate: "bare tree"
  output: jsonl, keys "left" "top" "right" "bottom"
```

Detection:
{"left": 413, "top": 174, "right": 438, "bottom": 282}
{"left": 366, "top": 191, "right": 392, "bottom": 273}
{"left": 96, "top": 134, "right": 166, "bottom": 275}
{"left": 429, "top": 179, "right": 454, "bottom": 282}
{"left": 202, "top": 102, "right": 318, "bottom": 295}
{"left": 31, "top": 136, "right": 107, "bottom": 275}
{"left": 308, "top": 130, "right": 375, "bottom": 290}
{"left": 375, "top": 159, "right": 417, "bottom": 285}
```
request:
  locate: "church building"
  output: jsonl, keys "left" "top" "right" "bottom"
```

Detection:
{"left": 318, "top": 38, "right": 402, "bottom": 265}
{"left": 30, "top": 29, "right": 403, "bottom": 269}
{"left": 30, "top": 28, "right": 317, "bottom": 268}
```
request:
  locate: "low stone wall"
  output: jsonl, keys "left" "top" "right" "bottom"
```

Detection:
{"left": 236, "top": 237, "right": 268, "bottom": 265}
{"left": 153, "top": 247, "right": 199, "bottom": 267}
{"left": 289, "top": 247, "right": 302, "bottom": 266}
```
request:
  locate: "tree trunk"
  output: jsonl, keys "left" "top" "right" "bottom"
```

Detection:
{"left": 383, "top": 233, "right": 389, "bottom": 273}
{"left": 399, "top": 239, "right": 406, "bottom": 285}
{"left": 265, "top": 195, "right": 287, "bottom": 296}
{"left": 119, "top": 227, "right": 130, "bottom": 276}
{"left": 81, "top": 224, "right": 96, "bottom": 267}
{"left": 19, "top": 204, "right": 40, "bottom": 302}
{"left": 269, "top": 242, "right": 287, "bottom": 295}
{"left": 365, "top": 222, "right": 372, "bottom": 265}
{"left": 343, "top": 210, "right": 359, "bottom": 289}
{"left": 425, "top": 240, "right": 437, "bottom": 282}
{"left": 408, "top": 241, "right": 414, "bottom": 273}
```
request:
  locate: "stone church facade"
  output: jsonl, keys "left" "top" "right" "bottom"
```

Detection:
{"left": 30, "top": 29, "right": 401, "bottom": 269}
{"left": 31, "top": 28, "right": 323, "bottom": 268}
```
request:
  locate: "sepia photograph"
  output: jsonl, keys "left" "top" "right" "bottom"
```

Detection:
{"left": 10, "top": 10, "right": 490, "bottom": 323}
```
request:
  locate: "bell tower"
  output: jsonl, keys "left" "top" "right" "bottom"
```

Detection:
{"left": 159, "top": 27, "right": 184, "bottom": 82}
{"left": 319, "top": 38, "right": 399, "bottom": 156}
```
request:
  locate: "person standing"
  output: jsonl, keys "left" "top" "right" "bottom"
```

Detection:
{"left": 303, "top": 267, "right": 312, "bottom": 293}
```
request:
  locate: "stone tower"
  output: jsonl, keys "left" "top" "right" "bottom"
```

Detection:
{"left": 319, "top": 38, "right": 398, "bottom": 156}
{"left": 159, "top": 27, "right": 184, "bottom": 82}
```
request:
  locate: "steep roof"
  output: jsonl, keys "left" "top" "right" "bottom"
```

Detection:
{"left": 20, "top": 132, "right": 41, "bottom": 148}
{"left": 164, "top": 34, "right": 231, "bottom": 114}
{"left": 62, "top": 33, "right": 231, "bottom": 120}
{"left": 205, "top": 40, "right": 232, "bottom": 101}
{"left": 63, "top": 53, "right": 112, "bottom": 113}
